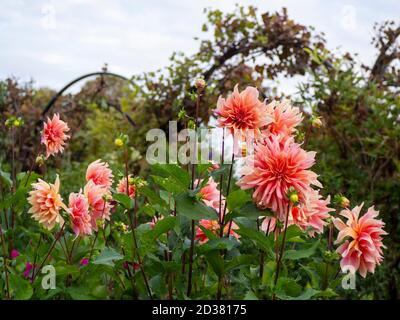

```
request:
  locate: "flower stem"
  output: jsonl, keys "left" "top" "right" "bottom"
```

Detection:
{"left": 187, "top": 88, "right": 202, "bottom": 297}
{"left": 0, "top": 225, "right": 10, "bottom": 299}
{"left": 32, "top": 221, "right": 66, "bottom": 282}
{"left": 31, "top": 233, "right": 43, "bottom": 281}
{"left": 273, "top": 204, "right": 292, "bottom": 299}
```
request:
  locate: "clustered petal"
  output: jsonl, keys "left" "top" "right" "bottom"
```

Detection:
{"left": 333, "top": 204, "right": 387, "bottom": 278}
{"left": 215, "top": 84, "right": 272, "bottom": 154}
{"left": 28, "top": 175, "right": 66, "bottom": 230}
{"left": 237, "top": 134, "right": 321, "bottom": 219}
{"left": 86, "top": 159, "right": 114, "bottom": 190}
{"left": 41, "top": 113, "right": 70, "bottom": 158}
{"left": 68, "top": 191, "right": 92, "bottom": 237}
{"left": 195, "top": 178, "right": 239, "bottom": 243}
{"left": 84, "top": 180, "right": 112, "bottom": 231}
{"left": 265, "top": 99, "right": 303, "bottom": 137}
{"left": 117, "top": 175, "right": 136, "bottom": 199}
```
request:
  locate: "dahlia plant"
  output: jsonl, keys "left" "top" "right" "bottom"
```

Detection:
{"left": 0, "top": 83, "right": 386, "bottom": 300}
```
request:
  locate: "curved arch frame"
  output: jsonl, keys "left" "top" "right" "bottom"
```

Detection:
{"left": 41, "top": 71, "right": 136, "bottom": 127}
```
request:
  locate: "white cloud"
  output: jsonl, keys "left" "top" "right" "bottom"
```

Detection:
{"left": 0, "top": 0, "right": 398, "bottom": 93}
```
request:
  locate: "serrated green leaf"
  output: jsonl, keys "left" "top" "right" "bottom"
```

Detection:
{"left": 93, "top": 247, "right": 123, "bottom": 267}
{"left": 175, "top": 193, "right": 218, "bottom": 220}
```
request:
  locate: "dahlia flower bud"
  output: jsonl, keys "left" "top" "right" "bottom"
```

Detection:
{"left": 195, "top": 78, "right": 206, "bottom": 91}
{"left": 115, "top": 222, "right": 129, "bottom": 234}
{"left": 334, "top": 194, "right": 350, "bottom": 208}
{"left": 114, "top": 133, "right": 129, "bottom": 148}
{"left": 178, "top": 108, "right": 187, "bottom": 120}
{"left": 287, "top": 187, "right": 299, "bottom": 204}
{"left": 35, "top": 154, "right": 45, "bottom": 167}
{"left": 311, "top": 115, "right": 323, "bottom": 128}
{"left": 114, "top": 138, "right": 124, "bottom": 148}
{"left": 13, "top": 117, "right": 24, "bottom": 127}
{"left": 5, "top": 118, "right": 14, "bottom": 128}
{"left": 187, "top": 119, "right": 196, "bottom": 129}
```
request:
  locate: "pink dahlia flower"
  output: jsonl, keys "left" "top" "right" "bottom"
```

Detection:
{"left": 195, "top": 219, "right": 239, "bottom": 244}
{"left": 215, "top": 84, "right": 272, "bottom": 151}
{"left": 84, "top": 180, "right": 111, "bottom": 230}
{"left": 28, "top": 175, "right": 66, "bottom": 230}
{"left": 41, "top": 113, "right": 70, "bottom": 158}
{"left": 117, "top": 175, "right": 136, "bottom": 199}
{"left": 68, "top": 191, "right": 92, "bottom": 237}
{"left": 333, "top": 203, "right": 387, "bottom": 278}
{"left": 237, "top": 134, "right": 321, "bottom": 219}
{"left": 290, "top": 189, "right": 333, "bottom": 236}
{"left": 86, "top": 159, "right": 114, "bottom": 190}
{"left": 197, "top": 177, "right": 222, "bottom": 209}
{"left": 264, "top": 99, "right": 303, "bottom": 138}
{"left": 260, "top": 216, "right": 277, "bottom": 234}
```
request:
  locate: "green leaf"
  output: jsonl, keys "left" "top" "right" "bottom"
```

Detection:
{"left": 9, "top": 274, "right": 33, "bottom": 300}
{"left": 67, "top": 287, "right": 95, "bottom": 300}
{"left": 175, "top": 193, "right": 218, "bottom": 220}
{"left": 197, "top": 238, "right": 237, "bottom": 253}
{"left": 205, "top": 250, "right": 224, "bottom": 277}
{"left": 300, "top": 263, "right": 320, "bottom": 288}
{"left": 283, "top": 240, "right": 320, "bottom": 260}
{"left": 0, "top": 168, "right": 12, "bottom": 187}
{"left": 244, "top": 291, "right": 259, "bottom": 300}
{"left": 226, "top": 189, "right": 251, "bottom": 211}
{"left": 279, "top": 225, "right": 305, "bottom": 243}
{"left": 225, "top": 254, "right": 253, "bottom": 272}
{"left": 198, "top": 224, "right": 218, "bottom": 242}
{"left": 93, "top": 247, "right": 123, "bottom": 267}
{"left": 151, "top": 164, "right": 190, "bottom": 190}
{"left": 235, "top": 223, "right": 272, "bottom": 255}
{"left": 147, "top": 216, "right": 176, "bottom": 240}
{"left": 226, "top": 203, "right": 272, "bottom": 221}
{"left": 113, "top": 192, "right": 133, "bottom": 209}
{"left": 276, "top": 287, "right": 319, "bottom": 300}
{"left": 151, "top": 175, "right": 184, "bottom": 194}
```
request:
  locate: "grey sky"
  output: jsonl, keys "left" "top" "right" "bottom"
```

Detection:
{"left": 0, "top": 0, "right": 399, "bottom": 93}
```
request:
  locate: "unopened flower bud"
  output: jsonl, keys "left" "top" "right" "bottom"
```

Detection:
{"left": 13, "top": 117, "right": 24, "bottom": 127}
{"left": 178, "top": 108, "right": 187, "bottom": 120}
{"left": 287, "top": 187, "right": 299, "bottom": 204}
{"left": 187, "top": 119, "right": 196, "bottom": 129}
{"left": 114, "top": 138, "right": 124, "bottom": 148}
{"left": 5, "top": 118, "right": 14, "bottom": 128}
{"left": 338, "top": 195, "right": 350, "bottom": 208}
{"left": 195, "top": 78, "right": 206, "bottom": 91}
{"left": 35, "top": 155, "right": 45, "bottom": 167}
{"left": 311, "top": 116, "right": 323, "bottom": 129}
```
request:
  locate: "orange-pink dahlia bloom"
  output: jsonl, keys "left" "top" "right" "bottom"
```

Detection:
{"left": 195, "top": 177, "right": 239, "bottom": 243}
{"left": 28, "top": 175, "right": 66, "bottom": 230}
{"left": 260, "top": 216, "right": 277, "bottom": 234}
{"left": 84, "top": 180, "right": 111, "bottom": 230}
{"left": 290, "top": 189, "right": 333, "bottom": 236}
{"left": 333, "top": 203, "right": 387, "bottom": 278}
{"left": 117, "top": 175, "right": 136, "bottom": 199}
{"left": 68, "top": 191, "right": 92, "bottom": 237}
{"left": 237, "top": 134, "right": 322, "bottom": 218}
{"left": 41, "top": 113, "right": 70, "bottom": 158}
{"left": 86, "top": 159, "right": 114, "bottom": 190}
{"left": 197, "top": 177, "right": 221, "bottom": 209}
{"left": 264, "top": 99, "right": 303, "bottom": 137}
{"left": 195, "top": 219, "right": 239, "bottom": 244}
{"left": 215, "top": 84, "right": 272, "bottom": 148}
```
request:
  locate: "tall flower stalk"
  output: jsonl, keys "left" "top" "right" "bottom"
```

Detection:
{"left": 187, "top": 79, "right": 204, "bottom": 296}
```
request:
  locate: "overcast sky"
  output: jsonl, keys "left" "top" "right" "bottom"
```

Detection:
{"left": 0, "top": 0, "right": 399, "bottom": 93}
